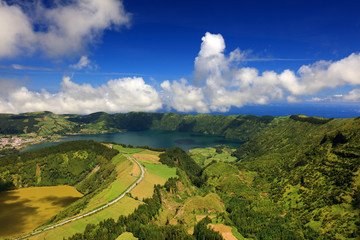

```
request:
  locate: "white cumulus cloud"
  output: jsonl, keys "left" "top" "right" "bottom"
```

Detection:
{"left": 343, "top": 88, "right": 360, "bottom": 101}
{"left": 0, "top": 1, "right": 36, "bottom": 57}
{"left": 161, "top": 32, "right": 360, "bottom": 113}
{"left": 1, "top": 32, "right": 360, "bottom": 114}
{"left": 70, "top": 56, "right": 95, "bottom": 70}
{"left": 0, "top": 76, "right": 162, "bottom": 114}
{"left": 0, "top": 0, "right": 130, "bottom": 58}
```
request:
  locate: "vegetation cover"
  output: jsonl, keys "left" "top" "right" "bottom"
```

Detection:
{"left": 0, "top": 140, "right": 120, "bottom": 226}
{"left": 0, "top": 111, "right": 278, "bottom": 142}
{"left": 64, "top": 115, "right": 359, "bottom": 240}
{"left": 1, "top": 112, "right": 359, "bottom": 239}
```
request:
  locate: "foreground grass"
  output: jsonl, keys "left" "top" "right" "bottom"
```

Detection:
{"left": 29, "top": 196, "right": 141, "bottom": 240}
{"left": 116, "top": 232, "right": 138, "bottom": 240}
{"left": 131, "top": 150, "right": 177, "bottom": 200}
{"left": 83, "top": 154, "right": 136, "bottom": 212}
{"left": 0, "top": 186, "right": 82, "bottom": 239}
{"left": 19, "top": 146, "right": 176, "bottom": 240}
{"left": 24, "top": 145, "right": 141, "bottom": 240}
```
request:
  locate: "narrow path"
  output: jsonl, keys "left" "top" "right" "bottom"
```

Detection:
{"left": 14, "top": 153, "right": 144, "bottom": 240}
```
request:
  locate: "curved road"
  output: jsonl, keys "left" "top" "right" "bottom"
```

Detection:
{"left": 14, "top": 154, "right": 145, "bottom": 240}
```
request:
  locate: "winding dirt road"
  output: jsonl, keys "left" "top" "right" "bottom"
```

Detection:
{"left": 14, "top": 154, "right": 144, "bottom": 240}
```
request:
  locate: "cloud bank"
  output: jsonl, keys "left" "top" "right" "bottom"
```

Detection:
{"left": 0, "top": 76, "right": 161, "bottom": 114}
{"left": 162, "top": 32, "right": 360, "bottom": 113}
{"left": 0, "top": 0, "right": 130, "bottom": 58}
{"left": 1, "top": 32, "right": 360, "bottom": 114}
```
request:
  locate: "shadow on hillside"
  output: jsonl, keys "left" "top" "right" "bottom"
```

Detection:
{"left": 40, "top": 195, "right": 81, "bottom": 207}
{"left": 0, "top": 191, "right": 38, "bottom": 237}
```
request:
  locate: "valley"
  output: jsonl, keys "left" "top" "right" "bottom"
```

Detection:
{"left": 0, "top": 112, "right": 359, "bottom": 239}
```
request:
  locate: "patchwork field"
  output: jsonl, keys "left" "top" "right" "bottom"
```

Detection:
{"left": 83, "top": 154, "right": 136, "bottom": 212}
{"left": 131, "top": 150, "right": 176, "bottom": 200}
{"left": 0, "top": 186, "right": 82, "bottom": 239}
{"left": 29, "top": 196, "right": 141, "bottom": 240}
{"left": 8, "top": 146, "right": 176, "bottom": 239}
{"left": 132, "top": 149, "right": 162, "bottom": 163}
{"left": 188, "top": 146, "right": 237, "bottom": 167}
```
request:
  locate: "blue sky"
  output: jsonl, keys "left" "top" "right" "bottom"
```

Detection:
{"left": 0, "top": 0, "right": 360, "bottom": 116}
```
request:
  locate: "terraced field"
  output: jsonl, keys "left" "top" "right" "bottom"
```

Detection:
{"left": 130, "top": 149, "right": 177, "bottom": 200}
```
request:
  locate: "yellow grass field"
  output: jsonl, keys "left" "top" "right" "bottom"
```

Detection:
{"left": 27, "top": 148, "right": 145, "bottom": 240}
{"left": 29, "top": 196, "right": 141, "bottom": 240}
{"left": 131, "top": 170, "right": 167, "bottom": 200}
{"left": 208, "top": 224, "right": 238, "bottom": 240}
{"left": 131, "top": 150, "right": 176, "bottom": 200}
{"left": 116, "top": 232, "right": 138, "bottom": 240}
{"left": 0, "top": 186, "right": 82, "bottom": 239}
{"left": 83, "top": 154, "right": 136, "bottom": 212}
{"left": 132, "top": 149, "right": 162, "bottom": 164}
{"left": 15, "top": 147, "right": 174, "bottom": 239}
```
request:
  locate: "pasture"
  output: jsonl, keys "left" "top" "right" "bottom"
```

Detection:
{"left": 116, "top": 232, "right": 138, "bottom": 240}
{"left": 131, "top": 150, "right": 176, "bottom": 200}
{"left": 0, "top": 186, "right": 82, "bottom": 239}
{"left": 29, "top": 196, "right": 141, "bottom": 240}
{"left": 208, "top": 224, "right": 240, "bottom": 240}
{"left": 83, "top": 154, "right": 136, "bottom": 212}
{"left": 189, "top": 147, "right": 237, "bottom": 167}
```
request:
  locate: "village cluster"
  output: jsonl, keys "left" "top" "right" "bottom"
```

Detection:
{"left": 0, "top": 137, "right": 43, "bottom": 149}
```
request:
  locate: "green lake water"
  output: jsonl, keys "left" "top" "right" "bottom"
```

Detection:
{"left": 21, "top": 130, "right": 242, "bottom": 152}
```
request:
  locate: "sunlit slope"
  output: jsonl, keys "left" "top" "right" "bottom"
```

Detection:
{"left": 27, "top": 146, "right": 176, "bottom": 240}
{"left": 0, "top": 140, "right": 118, "bottom": 191}
{"left": 0, "top": 140, "right": 119, "bottom": 238}
{"left": 233, "top": 115, "right": 360, "bottom": 238}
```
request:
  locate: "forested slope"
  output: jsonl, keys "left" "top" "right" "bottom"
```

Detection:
{"left": 0, "top": 140, "right": 118, "bottom": 193}
{"left": 233, "top": 115, "right": 360, "bottom": 238}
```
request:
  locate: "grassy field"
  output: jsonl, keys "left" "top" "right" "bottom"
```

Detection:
{"left": 183, "top": 193, "right": 225, "bottom": 214}
{"left": 0, "top": 186, "right": 82, "bottom": 239}
{"left": 29, "top": 196, "right": 141, "bottom": 240}
{"left": 16, "top": 146, "right": 176, "bottom": 239}
{"left": 130, "top": 150, "right": 176, "bottom": 200}
{"left": 113, "top": 145, "right": 144, "bottom": 154}
{"left": 188, "top": 147, "right": 237, "bottom": 167}
{"left": 208, "top": 224, "right": 240, "bottom": 240}
{"left": 27, "top": 145, "right": 145, "bottom": 240}
{"left": 132, "top": 149, "right": 162, "bottom": 164}
{"left": 83, "top": 154, "right": 136, "bottom": 212}
{"left": 116, "top": 232, "right": 138, "bottom": 240}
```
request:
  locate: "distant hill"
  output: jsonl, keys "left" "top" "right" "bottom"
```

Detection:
{"left": 0, "top": 111, "right": 283, "bottom": 142}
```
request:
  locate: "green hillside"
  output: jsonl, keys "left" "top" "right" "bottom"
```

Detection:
{"left": 233, "top": 116, "right": 360, "bottom": 238}
{"left": 61, "top": 116, "right": 360, "bottom": 240}
{"left": 0, "top": 140, "right": 120, "bottom": 224}
{"left": 0, "top": 111, "right": 279, "bottom": 142}
{"left": 1, "top": 112, "right": 360, "bottom": 239}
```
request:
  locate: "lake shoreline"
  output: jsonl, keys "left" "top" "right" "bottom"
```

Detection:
{"left": 20, "top": 130, "right": 243, "bottom": 153}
